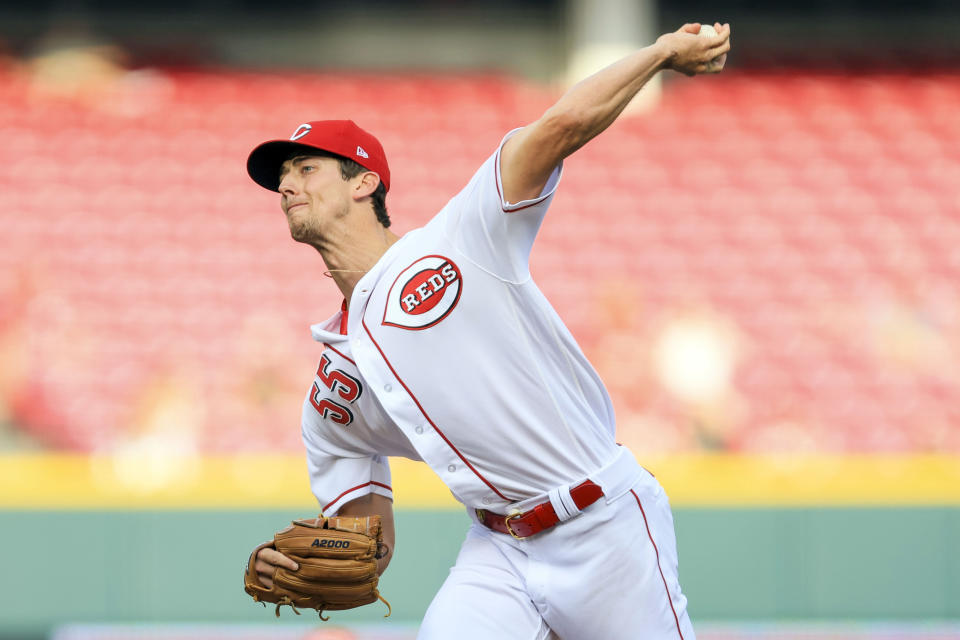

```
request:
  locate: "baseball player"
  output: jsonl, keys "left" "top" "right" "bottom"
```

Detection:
{"left": 245, "top": 22, "right": 731, "bottom": 639}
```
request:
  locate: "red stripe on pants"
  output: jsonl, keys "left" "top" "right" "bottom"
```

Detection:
{"left": 631, "top": 489, "right": 684, "bottom": 640}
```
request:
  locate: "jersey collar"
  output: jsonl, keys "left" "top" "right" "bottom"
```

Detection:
{"left": 309, "top": 299, "right": 349, "bottom": 343}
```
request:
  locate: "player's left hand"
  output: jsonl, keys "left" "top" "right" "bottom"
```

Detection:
{"left": 253, "top": 546, "right": 299, "bottom": 589}
{"left": 657, "top": 22, "right": 731, "bottom": 76}
{"left": 243, "top": 515, "right": 391, "bottom": 620}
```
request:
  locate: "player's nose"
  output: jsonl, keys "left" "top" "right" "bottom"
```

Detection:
{"left": 278, "top": 172, "right": 300, "bottom": 196}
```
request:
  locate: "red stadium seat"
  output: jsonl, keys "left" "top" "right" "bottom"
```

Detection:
{"left": 2, "top": 68, "right": 958, "bottom": 452}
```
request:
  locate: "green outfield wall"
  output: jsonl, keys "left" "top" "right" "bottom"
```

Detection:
{"left": 1, "top": 506, "right": 958, "bottom": 638}
{"left": 2, "top": 454, "right": 958, "bottom": 637}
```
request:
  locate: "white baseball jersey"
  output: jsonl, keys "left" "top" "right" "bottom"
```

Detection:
{"left": 301, "top": 130, "right": 695, "bottom": 640}
{"left": 301, "top": 130, "right": 621, "bottom": 516}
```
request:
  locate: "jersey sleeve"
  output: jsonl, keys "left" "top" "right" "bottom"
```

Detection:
{"left": 440, "top": 128, "right": 563, "bottom": 282}
{"left": 302, "top": 423, "right": 393, "bottom": 516}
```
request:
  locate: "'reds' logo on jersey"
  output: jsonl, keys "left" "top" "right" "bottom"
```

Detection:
{"left": 383, "top": 255, "right": 462, "bottom": 330}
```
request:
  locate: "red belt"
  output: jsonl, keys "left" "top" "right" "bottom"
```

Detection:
{"left": 475, "top": 480, "right": 604, "bottom": 539}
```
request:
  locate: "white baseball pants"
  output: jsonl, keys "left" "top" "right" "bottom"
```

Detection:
{"left": 418, "top": 449, "right": 696, "bottom": 640}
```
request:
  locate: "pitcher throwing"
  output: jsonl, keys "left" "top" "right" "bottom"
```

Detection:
{"left": 244, "top": 22, "right": 731, "bottom": 640}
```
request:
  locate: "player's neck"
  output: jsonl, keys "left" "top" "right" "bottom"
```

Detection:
{"left": 319, "top": 224, "right": 400, "bottom": 307}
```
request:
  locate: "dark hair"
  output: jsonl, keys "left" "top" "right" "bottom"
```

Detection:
{"left": 336, "top": 157, "right": 390, "bottom": 228}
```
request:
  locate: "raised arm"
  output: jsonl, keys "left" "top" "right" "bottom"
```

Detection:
{"left": 500, "top": 22, "right": 731, "bottom": 204}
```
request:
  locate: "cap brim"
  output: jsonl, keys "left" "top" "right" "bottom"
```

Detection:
{"left": 247, "top": 140, "right": 327, "bottom": 192}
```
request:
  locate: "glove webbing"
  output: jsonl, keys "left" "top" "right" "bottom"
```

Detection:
{"left": 263, "top": 593, "right": 392, "bottom": 620}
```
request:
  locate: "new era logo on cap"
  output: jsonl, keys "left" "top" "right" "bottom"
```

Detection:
{"left": 356, "top": 146, "right": 369, "bottom": 159}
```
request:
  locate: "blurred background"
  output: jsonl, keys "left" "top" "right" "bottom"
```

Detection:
{"left": 1, "top": 0, "right": 959, "bottom": 638}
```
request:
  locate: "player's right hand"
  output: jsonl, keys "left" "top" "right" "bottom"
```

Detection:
{"left": 657, "top": 23, "right": 731, "bottom": 76}
{"left": 253, "top": 546, "right": 299, "bottom": 589}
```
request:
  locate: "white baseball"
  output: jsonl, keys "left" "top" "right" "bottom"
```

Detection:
{"left": 698, "top": 23, "right": 725, "bottom": 70}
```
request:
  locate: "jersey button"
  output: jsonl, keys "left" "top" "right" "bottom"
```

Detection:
{"left": 414, "top": 426, "right": 424, "bottom": 434}
{"left": 383, "top": 383, "right": 392, "bottom": 392}
{"left": 482, "top": 497, "right": 493, "bottom": 505}
{"left": 447, "top": 464, "right": 456, "bottom": 473}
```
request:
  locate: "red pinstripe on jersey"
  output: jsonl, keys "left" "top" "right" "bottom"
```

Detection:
{"left": 493, "top": 147, "right": 554, "bottom": 214}
{"left": 631, "top": 489, "right": 685, "bottom": 640}
{"left": 360, "top": 315, "right": 510, "bottom": 500}
{"left": 323, "top": 480, "right": 392, "bottom": 514}
{"left": 323, "top": 342, "right": 356, "bottom": 366}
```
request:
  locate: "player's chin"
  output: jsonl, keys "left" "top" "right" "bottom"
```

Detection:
{"left": 287, "top": 219, "right": 315, "bottom": 244}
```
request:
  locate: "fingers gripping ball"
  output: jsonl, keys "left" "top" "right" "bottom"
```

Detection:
{"left": 243, "top": 515, "right": 391, "bottom": 620}
{"left": 698, "top": 23, "right": 727, "bottom": 71}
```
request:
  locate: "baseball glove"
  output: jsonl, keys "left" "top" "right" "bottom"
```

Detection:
{"left": 243, "top": 515, "right": 391, "bottom": 620}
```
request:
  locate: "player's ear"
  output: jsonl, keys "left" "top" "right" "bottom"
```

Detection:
{"left": 353, "top": 171, "right": 380, "bottom": 200}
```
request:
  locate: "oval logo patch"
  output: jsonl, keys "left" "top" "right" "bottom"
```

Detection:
{"left": 382, "top": 255, "right": 462, "bottom": 330}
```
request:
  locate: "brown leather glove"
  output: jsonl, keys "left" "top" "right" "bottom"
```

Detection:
{"left": 243, "top": 515, "right": 390, "bottom": 620}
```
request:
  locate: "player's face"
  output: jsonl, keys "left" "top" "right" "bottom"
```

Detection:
{"left": 278, "top": 155, "right": 351, "bottom": 244}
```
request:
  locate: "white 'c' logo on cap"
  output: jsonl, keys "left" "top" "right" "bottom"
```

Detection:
{"left": 290, "top": 124, "right": 312, "bottom": 141}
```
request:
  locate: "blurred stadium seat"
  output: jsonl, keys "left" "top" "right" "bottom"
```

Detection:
{"left": 1, "top": 67, "right": 958, "bottom": 453}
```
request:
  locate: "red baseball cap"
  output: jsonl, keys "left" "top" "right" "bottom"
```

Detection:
{"left": 247, "top": 119, "right": 390, "bottom": 192}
